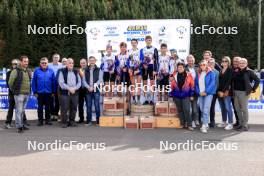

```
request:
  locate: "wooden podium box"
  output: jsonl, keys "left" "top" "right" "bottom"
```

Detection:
{"left": 103, "top": 97, "right": 117, "bottom": 110}
{"left": 116, "top": 97, "right": 128, "bottom": 109}
{"left": 140, "top": 116, "right": 155, "bottom": 129}
{"left": 99, "top": 116, "right": 124, "bottom": 127}
{"left": 124, "top": 115, "right": 139, "bottom": 129}
{"left": 168, "top": 102, "right": 178, "bottom": 114}
{"left": 155, "top": 116, "right": 181, "bottom": 128}
{"left": 155, "top": 101, "right": 169, "bottom": 115}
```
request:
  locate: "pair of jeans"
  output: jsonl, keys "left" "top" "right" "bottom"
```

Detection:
{"left": 86, "top": 91, "right": 100, "bottom": 124}
{"left": 14, "top": 94, "right": 29, "bottom": 128}
{"left": 5, "top": 93, "right": 27, "bottom": 124}
{"left": 37, "top": 93, "right": 52, "bottom": 123}
{"left": 60, "top": 94, "right": 79, "bottom": 125}
{"left": 173, "top": 97, "right": 191, "bottom": 126}
{"left": 198, "top": 95, "right": 213, "bottom": 125}
{"left": 219, "top": 96, "right": 233, "bottom": 124}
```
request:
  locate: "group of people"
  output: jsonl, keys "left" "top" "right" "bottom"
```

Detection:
{"left": 5, "top": 54, "right": 101, "bottom": 133}
{"left": 3, "top": 35, "right": 262, "bottom": 134}
{"left": 170, "top": 55, "right": 260, "bottom": 133}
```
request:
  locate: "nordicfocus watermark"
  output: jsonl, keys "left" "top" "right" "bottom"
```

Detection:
{"left": 27, "top": 24, "right": 87, "bottom": 35}
{"left": 160, "top": 140, "right": 238, "bottom": 151}
{"left": 190, "top": 24, "right": 238, "bottom": 35}
{"left": 27, "top": 140, "right": 106, "bottom": 151}
{"left": 89, "top": 83, "right": 170, "bottom": 93}
{"left": 27, "top": 23, "right": 238, "bottom": 35}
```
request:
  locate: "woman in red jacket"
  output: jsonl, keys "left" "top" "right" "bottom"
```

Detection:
{"left": 170, "top": 62, "right": 195, "bottom": 131}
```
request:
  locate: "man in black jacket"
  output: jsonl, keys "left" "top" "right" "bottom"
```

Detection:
{"left": 4, "top": 59, "right": 28, "bottom": 129}
{"left": 58, "top": 58, "right": 81, "bottom": 128}
{"left": 233, "top": 58, "right": 260, "bottom": 131}
{"left": 83, "top": 56, "right": 103, "bottom": 126}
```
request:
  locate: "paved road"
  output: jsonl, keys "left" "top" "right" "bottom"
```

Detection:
{"left": 0, "top": 110, "right": 264, "bottom": 176}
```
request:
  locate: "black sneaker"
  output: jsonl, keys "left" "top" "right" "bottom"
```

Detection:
{"left": 209, "top": 123, "right": 215, "bottom": 128}
{"left": 37, "top": 122, "right": 43, "bottom": 126}
{"left": 23, "top": 126, "right": 29, "bottom": 130}
{"left": 45, "top": 121, "right": 53, "bottom": 125}
{"left": 143, "top": 101, "right": 149, "bottom": 105}
{"left": 17, "top": 127, "right": 23, "bottom": 133}
{"left": 233, "top": 122, "right": 239, "bottom": 127}
{"left": 243, "top": 125, "right": 249, "bottom": 131}
{"left": 61, "top": 124, "right": 68, "bottom": 128}
{"left": 78, "top": 120, "right": 84, "bottom": 124}
{"left": 236, "top": 125, "right": 243, "bottom": 131}
{"left": 68, "top": 122, "right": 77, "bottom": 127}
{"left": 23, "top": 121, "right": 30, "bottom": 126}
{"left": 149, "top": 101, "right": 154, "bottom": 105}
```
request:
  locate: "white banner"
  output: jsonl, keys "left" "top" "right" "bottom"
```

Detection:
{"left": 86, "top": 19, "right": 191, "bottom": 66}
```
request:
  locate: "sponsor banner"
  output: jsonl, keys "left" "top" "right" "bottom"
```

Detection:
{"left": 247, "top": 80, "right": 264, "bottom": 111}
{"left": 0, "top": 80, "right": 37, "bottom": 109}
{"left": 86, "top": 19, "right": 191, "bottom": 66}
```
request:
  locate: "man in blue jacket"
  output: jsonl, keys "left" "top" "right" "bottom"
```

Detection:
{"left": 32, "top": 57, "right": 56, "bottom": 126}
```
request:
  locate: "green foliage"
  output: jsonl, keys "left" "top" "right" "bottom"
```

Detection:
{"left": 0, "top": 0, "right": 263, "bottom": 68}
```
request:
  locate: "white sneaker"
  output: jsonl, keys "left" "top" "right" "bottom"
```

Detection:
{"left": 195, "top": 120, "right": 200, "bottom": 126}
{"left": 192, "top": 121, "right": 196, "bottom": 128}
{"left": 224, "top": 124, "right": 233, "bottom": 130}
{"left": 205, "top": 124, "right": 209, "bottom": 130}
{"left": 217, "top": 122, "right": 227, "bottom": 128}
{"left": 200, "top": 125, "right": 207, "bottom": 133}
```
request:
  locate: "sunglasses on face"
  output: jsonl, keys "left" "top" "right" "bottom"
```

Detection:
{"left": 12, "top": 63, "right": 17, "bottom": 65}
{"left": 41, "top": 62, "right": 47, "bottom": 65}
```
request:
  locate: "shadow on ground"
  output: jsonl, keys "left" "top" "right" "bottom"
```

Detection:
{"left": 0, "top": 120, "right": 264, "bottom": 157}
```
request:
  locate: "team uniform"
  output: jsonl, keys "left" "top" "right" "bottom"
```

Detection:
{"left": 157, "top": 54, "right": 170, "bottom": 88}
{"left": 115, "top": 53, "right": 130, "bottom": 86}
{"left": 127, "top": 48, "right": 142, "bottom": 104}
{"left": 100, "top": 53, "right": 116, "bottom": 82}
{"left": 127, "top": 48, "right": 141, "bottom": 76}
{"left": 140, "top": 46, "right": 159, "bottom": 80}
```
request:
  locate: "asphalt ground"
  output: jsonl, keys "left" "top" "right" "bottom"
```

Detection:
{"left": 0, "top": 110, "right": 263, "bottom": 176}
